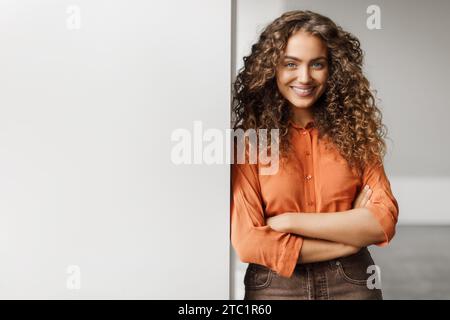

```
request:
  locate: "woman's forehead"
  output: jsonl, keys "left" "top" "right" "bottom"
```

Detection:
{"left": 284, "top": 31, "right": 327, "bottom": 59}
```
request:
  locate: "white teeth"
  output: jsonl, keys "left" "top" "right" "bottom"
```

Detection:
{"left": 291, "top": 87, "right": 314, "bottom": 94}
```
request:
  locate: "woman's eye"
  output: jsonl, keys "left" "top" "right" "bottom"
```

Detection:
{"left": 285, "top": 62, "right": 296, "bottom": 68}
{"left": 312, "top": 62, "right": 324, "bottom": 69}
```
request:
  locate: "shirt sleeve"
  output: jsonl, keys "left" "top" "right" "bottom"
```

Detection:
{"left": 230, "top": 161, "right": 303, "bottom": 278}
{"left": 362, "top": 162, "right": 399, "bottom": 247}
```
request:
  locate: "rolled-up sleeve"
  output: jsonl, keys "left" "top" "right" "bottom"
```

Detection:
{"left": 362, "top": 162, "right": 399, "bottom": 247}
{"left": 230, "top": 162, "right": 303, "bottom": 278}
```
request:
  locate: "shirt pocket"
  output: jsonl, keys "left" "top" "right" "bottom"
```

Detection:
{"left": 317, "top": 144, "right": 361, "bottom": 206}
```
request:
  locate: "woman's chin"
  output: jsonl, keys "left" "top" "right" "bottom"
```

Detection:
{"left": 288, "top": 94, "right": 317, "bottom": 107}
{"left": 291, "top": 100, "right": 316, "bottom": 109}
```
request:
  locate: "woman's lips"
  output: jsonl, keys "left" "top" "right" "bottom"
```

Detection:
{"left": 290, "top": 86, "right": 315, "bottom": 97}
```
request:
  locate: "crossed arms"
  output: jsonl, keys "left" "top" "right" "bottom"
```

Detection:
{"left": 266, "top": 186, "right": 386, "bottom": 264}
{"left": 231, "top": 162, "right": 399, "bottom": 276}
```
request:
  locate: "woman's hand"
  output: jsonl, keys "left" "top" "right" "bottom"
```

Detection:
{"left": 266, "top": 212, "right": 297, "bottom": 233}
{"left": 353, "top": 185, "right": 372, "bottom": 209}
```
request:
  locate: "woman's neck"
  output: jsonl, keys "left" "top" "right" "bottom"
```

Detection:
{"left": 291, "top": 107, "right": 314, "bottom": 127}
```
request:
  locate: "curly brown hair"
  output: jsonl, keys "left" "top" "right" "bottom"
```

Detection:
{"left": 232, "top": 10, "right": 387, "bottom": 175}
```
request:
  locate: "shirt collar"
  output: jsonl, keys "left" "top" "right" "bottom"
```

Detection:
{"left": 289, "top": 119, "right": 315, "bottom": 130}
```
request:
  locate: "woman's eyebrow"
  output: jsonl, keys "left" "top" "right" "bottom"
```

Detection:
{"left": 283, "top": 55, "right": 327, "bottom": 61}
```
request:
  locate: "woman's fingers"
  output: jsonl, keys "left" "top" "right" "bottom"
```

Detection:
{"left": 361, "top": 187, "right": 372, "bottom": 207}
{"left": 353, "top": 185, "right": 367, "bottom": 208}
{"left": 353, "top": 185, "right": 372, "bottom": 208}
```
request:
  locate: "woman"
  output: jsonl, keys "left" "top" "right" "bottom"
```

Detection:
{"left": 230, "top": 10, "right": 399, "bottom": 300}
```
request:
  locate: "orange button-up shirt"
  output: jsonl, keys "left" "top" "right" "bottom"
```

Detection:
{"left": 230, "top": 121, "right": 399, "bottom": 278}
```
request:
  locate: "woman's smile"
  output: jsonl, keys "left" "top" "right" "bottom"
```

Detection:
{"left": 290, "top": 85, "right": 316, "bottom": 97}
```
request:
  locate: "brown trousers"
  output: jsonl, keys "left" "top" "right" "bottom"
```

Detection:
{"left": 244, "top": 247, "right": 383, "bottom": 300}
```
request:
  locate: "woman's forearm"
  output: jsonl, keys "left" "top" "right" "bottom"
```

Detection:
{"left": 289, "top": 208, "right": 385, "bottom": 247}
{"left": 298, "top": 238, "right": 360, "bottom": 264}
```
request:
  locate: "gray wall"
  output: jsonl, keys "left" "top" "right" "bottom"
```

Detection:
{"left": 281, "top": 0, "right": 450, "bottom": 224}
{"left": 284, "top": 0, "right": 450, "bottom": 176}
{"left": 0, "top": 0, "right": 230, "bottom": 299}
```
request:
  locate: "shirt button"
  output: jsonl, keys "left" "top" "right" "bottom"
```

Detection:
{"left": 305, "top": 174, "right": 312, "bottom": 181}
{"left": 305, "top": 151, "right": 311, "bottom": 156}
{"left": 301, "top": 131, "right": 307, "bottom": 135}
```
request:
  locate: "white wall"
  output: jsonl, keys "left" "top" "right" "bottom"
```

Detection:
{"left": 0, "top": 0, "right": 231, "bottom": 299}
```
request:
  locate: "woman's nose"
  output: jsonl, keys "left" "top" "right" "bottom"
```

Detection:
{"left": 297, "top": 65, "right": 312, "bottom": 83}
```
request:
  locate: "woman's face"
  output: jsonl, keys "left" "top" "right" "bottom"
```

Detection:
{"left": 276, "top": 30, "right": 329, "bottom": 110}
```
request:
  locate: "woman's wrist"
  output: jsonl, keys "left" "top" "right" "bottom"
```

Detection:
{"left": 266, "top": 212, "right": 298, "bottom": 233}
{"left": 279, "top": 212, "right": 302, "bottom": 233}
{"left": 341, "top": 243, "right": 362, "bottom": 257}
